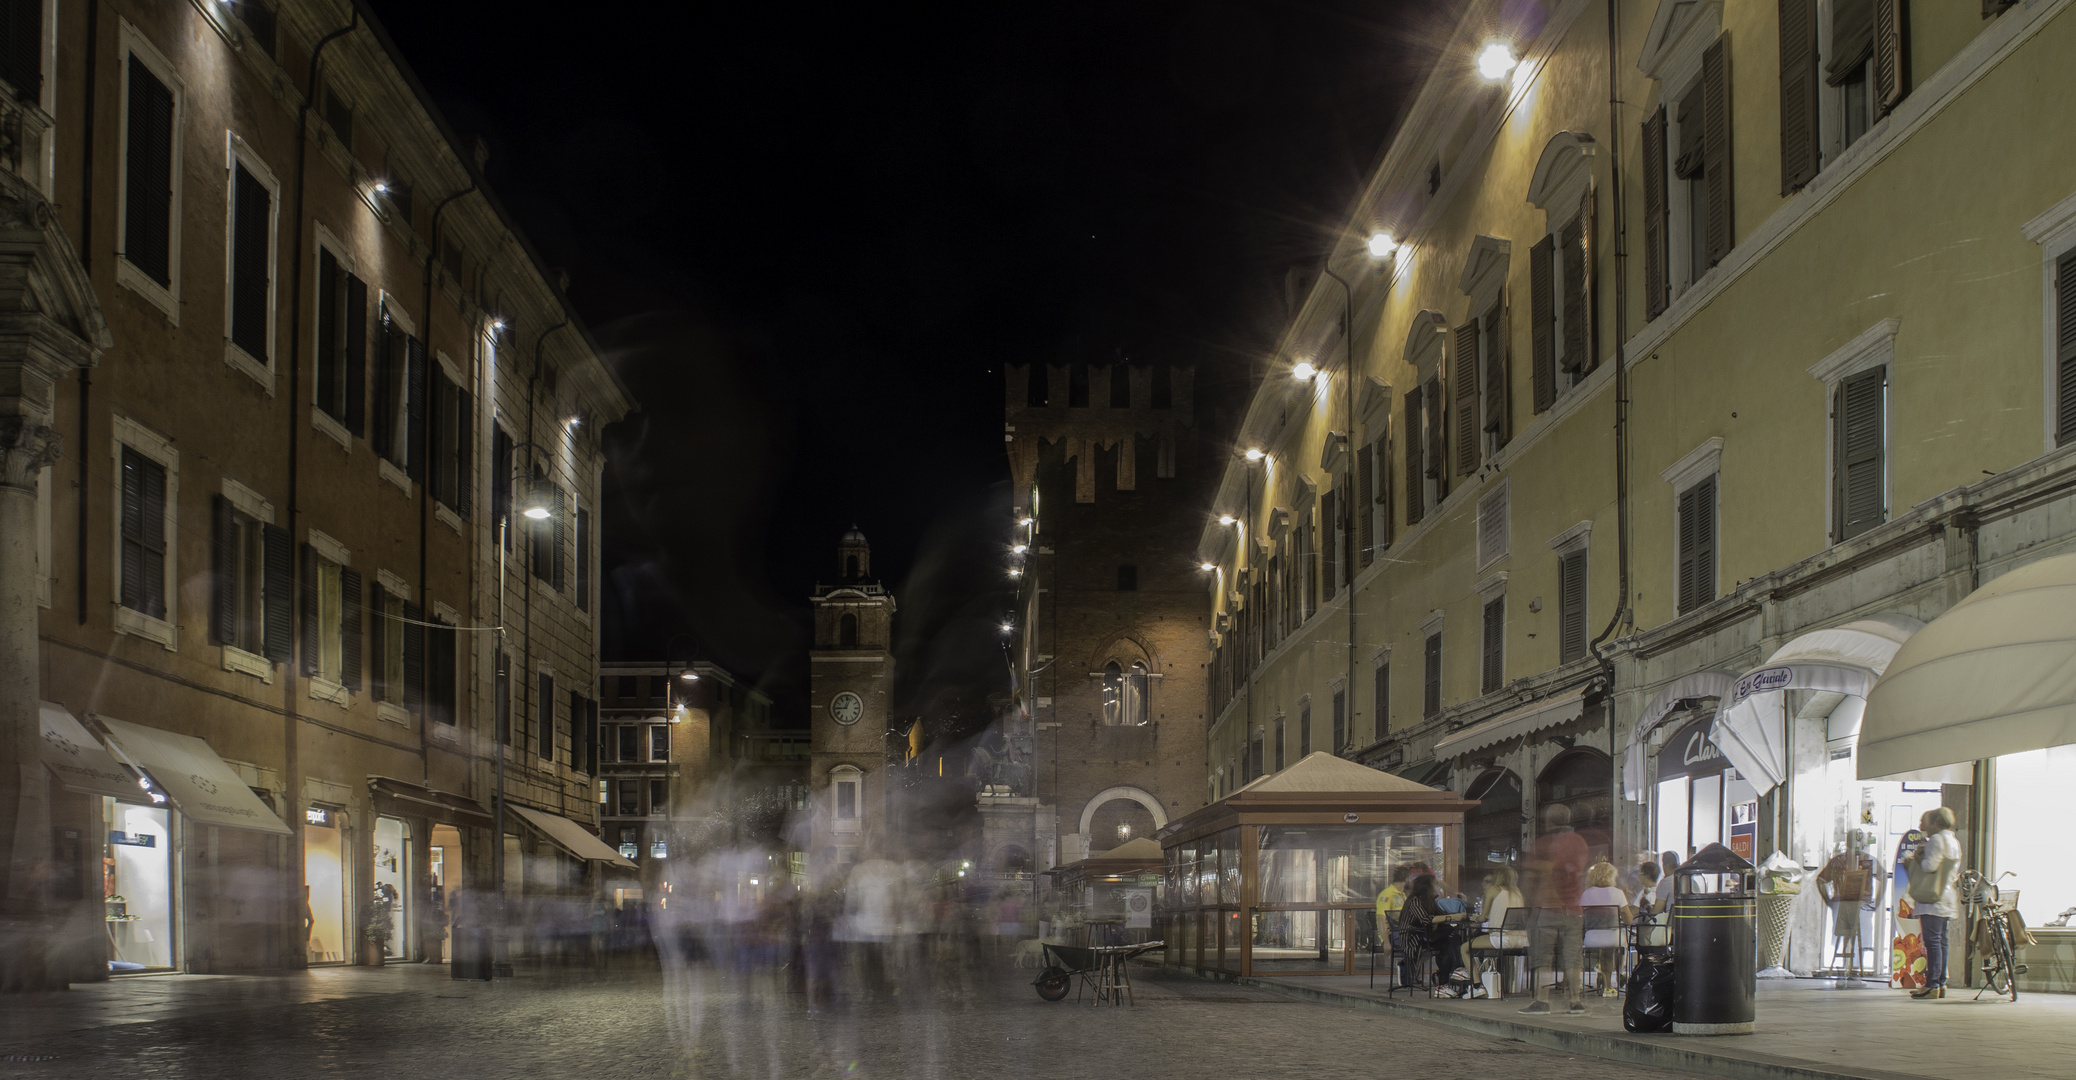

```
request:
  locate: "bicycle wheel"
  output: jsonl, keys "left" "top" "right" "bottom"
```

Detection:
{"left": 1994, "top": 922, "right": 2019, "bottom": 1002}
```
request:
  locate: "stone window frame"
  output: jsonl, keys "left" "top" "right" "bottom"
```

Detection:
{"left": 110, "top": 413, "right": 179, "bottom": 649}
{"left": 115, "top": 19, "right": 186, "bottom": 326}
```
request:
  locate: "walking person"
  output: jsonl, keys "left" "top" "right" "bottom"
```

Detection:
{"left": 1520, "top": 804, "right": 1590, "bottom": 1014}
{"left": 1909, "top": 807, "right": 1963, "bottom": 999}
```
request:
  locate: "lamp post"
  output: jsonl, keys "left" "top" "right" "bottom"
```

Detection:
{"left": 492, "top": 441, "right": 558, "bottom": 977}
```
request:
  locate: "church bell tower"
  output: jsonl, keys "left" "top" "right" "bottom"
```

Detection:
{"left": 808, "top": 527, "right": 896, "bottom": 876}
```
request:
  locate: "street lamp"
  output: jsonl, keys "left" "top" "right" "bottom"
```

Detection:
{"left": 1477, "top": 42, "right": 1518, "bottom": 81}
{"left": 1243, "top": 447, "right": 1265, "bottom": 462}
{"left": 1292, "top": 360, "right": 1318, "bottom": 382}
{"left": 1367, "top": 231, "right": 1398, "bottom": 258}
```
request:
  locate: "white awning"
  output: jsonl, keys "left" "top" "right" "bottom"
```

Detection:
{"left": 1434, "top": 688, "right": 1589, "bottom": 759}
{"left": 510, "top": 806, "right": 638, "bottom": 869}
{"left": 38, "top": 703, "right": 144, "bottom": 801}
{"left": 1621, "top": 671, "right": 1738, "bottom": 800}
{"left": 1711, "top": 614, "right": 1921, "bottom": 796}
{"left": 97, "top": 716, "right": 291, "bottom": 835}
{"left": 1862, "top": 551, "right": 2076, "bottom": 780}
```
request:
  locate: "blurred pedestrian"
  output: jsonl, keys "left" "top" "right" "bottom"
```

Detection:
{"left": 1521, "top": 804, "right": 1589, "bottom": 1015}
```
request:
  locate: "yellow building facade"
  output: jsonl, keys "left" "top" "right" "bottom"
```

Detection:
{"left": 1200, "top": 0, "right": 2076, "bottom": 986}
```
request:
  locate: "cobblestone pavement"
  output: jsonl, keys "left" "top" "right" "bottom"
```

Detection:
{"left": 0, "top": 959, "right": 1700, "bottom": 1079}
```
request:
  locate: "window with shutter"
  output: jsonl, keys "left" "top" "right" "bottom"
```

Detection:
{"left": 2058, "top": 252, "right": 2076, "bottom": 446}
{"left": 122, "top": 55, "right": 175, "bottom": 289}
{"left": 261, "top": 522, "right": 291, "bottom": 663}
{"left": 1558, "top": 549, "right": 1588, "bottom": 663}
{"left": 1642, "top": 107, "right": 1669, "bottom": 320}
{"left": 1373, "top": 660, "right": 1390, "bottom": 737}
{"left": 1300, "top": 702, "right": 1312, "bottom": 757}
{"left": 492, "top": 428, "right": 514, "bottom": 546}
{"left": 0, "top": 0, "right": 44, "bottom": 101}
{"left": 405, "top": 337, "right": 428, "bottom": 482}
{"left": 1677, "top": 474, "right": 1718, "bottom": 613}
{"left": 585, "top": 699, "right": 600, "bottom": 774}
{"left": 1356, "top": 442, "right": 1375, "bottom": 567}
{"left": 372, "top": 315, "right": 396, "bottom": 457}
{"left": 1403, "top": 389, "right": 1425, "bottom": 525}
{"left": 370, "top": 581, "right": 391, "bottom": 702}
{"left": 1833, "top": 367, "right": 1887, "bottom": 541}
{"left": 577, "top": 505, "right": 592, "bottom": 611}
{"left": 229, "top": 162, "right": 273, "bottom": 365}
{"left": 338, "top": 565, "right": 361, "bottom": 690}
{"left": 211, "top": 496, "right": 237, "bottom": 646}
{"left": 1423, "top": 633, "right": 1443, "bottom": 718}
{"left": 1453, "top": 321, "right": 1480, "bottom": 475}
{"left": 1530, "top": 235, "right": 1557, "bottom": 411}
{"left": 300, "top": 544, "right": 320, "bottom": 676}
{"left": 119, "top": 447, "right": 167, "bottom": 619}
{"left": 1873, "top": 0, "right": 1908, "bottom": 116}
{"left": 402, "top": 601, "right": 425, "bottom": 709}
{"left": 343, "top": 275, "right": 368, "bottom": 436}
{"left": 1476, "top": 484, "right": 1509, "bottom": 569}
{"left": 1560, "top": 213, "right": 1587, "bottom": 374}
{"left": 1483, "top": 301, "right": 1509, "bottom": 445}
{"left": 1779, "top": 0, "right": 1820, "bottom": 194}
{"left": 1481, "top": 598, "right": 1504, "bottom": 694}
{"left": 1702, "top": 38, "right": 1735, "bottom": 268}
{"left": 538, "top": 672, "right": 555, "bottom": 760}
{"left": 553, "top": 482, "right": 568, "bottom": 590}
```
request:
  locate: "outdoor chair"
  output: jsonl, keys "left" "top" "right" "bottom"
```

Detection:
{"left": 1467, "top": 905, "right": 1530, "bottom": 994}
{"left": 1389, "top": 914, "right": 1441, "bottom": 998}
{"left": 1582, "top": 905, "right": 1626, "bottom": 993}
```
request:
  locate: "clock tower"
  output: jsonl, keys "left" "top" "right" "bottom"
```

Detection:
{"left": 808, "top": 527, "right": 896, "bottom": 878}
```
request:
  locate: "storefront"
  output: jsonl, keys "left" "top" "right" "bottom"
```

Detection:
{"left": 1862, "top": 553, "right": 2076, "bottom": 992}
{"left": 1651, "top": 713, "right": 1758, "bottom": 863}
{"left": 1459, "top": 768, "right": 1522, "bottom": 896}
{"left": 1157, "top": 753, "right": 1472, "bottom": 977}
{"left": 37, "top": 703, "right": 169, "bottom": 974}
{"left": 303, "top": 802, "right": 349, "bottom": 964}
{"left": 87, "top": 712, "right": 293, "bottom": 974}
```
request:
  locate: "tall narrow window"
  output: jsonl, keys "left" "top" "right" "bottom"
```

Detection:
{"left": 1423, "top": 632, "right": 1443, "bottom": 719}
{"left": 839, "top": 612, "right": 859, "bottom": 647}
{"left": 1273, "top": 716, "right": 1286, "bottom": 772}
{"left": 122, "top": 53, "right": 176, "bottom": 290}
{"left": 1481, "top": 597, "right": 1505, "bottom": 695}
{"left": 583, "top": 699, "right": 599, "bottom": 775}
{"left": 314, "top": 250, "right": 368, "bottom": 433}
{"left": 617, "top": 723, "right": 637, "bottom": 762}
{"left": 0, "top": 0, "right": 44, "bottom": 99}
{"left": 430, "top": 372, "right": 472, "bottom": 517}
{"left": 210, "top": 496, "right": 287, "bottom": 656}
{"left": 1558, "top": 549, "right": 1589, "bottom": 664}
{"left": 1299, "top": 700, "right": 1312, "bottom": 758}
{"left": 650, "top": 724, "right": 669, "bottom": 762}
{"left": 836, "top": 778, "right": 859, "bottom": 820}
{"left": 119, "top": 448, "right": 167, "bottom": 619}
{"left": 648, "top": 779, "right": 667, "bottom": 816}
{"left": 2057, "top": 252, "right": 2076, "bottom": 447}
{"left": 538, "top": 672, "right": 555, "bottom": 761}
{"left": 1331, "top": 688, "right": 1346, "bottom": 753}
{"left": 1452, "top": 320, "right": 1480, "bottom": 476}
{"left": 1677, "top": 475, "right": 1718, "bottom": 614}
{"left": 1833, "top": 366, "right": 1887, "bottom": 541}
{"left": 1779, "top": 0, "right": 1820, "bottom": 194}
{"left": 228, "top": 159, "right": 275, "bottom": 367}
{"left": 430, "top": 620, "right": 457, "bottom": 725}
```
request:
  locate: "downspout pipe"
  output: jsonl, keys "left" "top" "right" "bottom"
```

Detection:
{"left": 1587, "top": 0, "right": 1635, "bottom": 854}
{"left": 283, "top": 8, "right": 360, "bottom": 970}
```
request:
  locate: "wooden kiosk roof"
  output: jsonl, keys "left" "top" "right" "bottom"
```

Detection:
{"left": 1156, "top": 753, "right": 1478, "bottom": 845}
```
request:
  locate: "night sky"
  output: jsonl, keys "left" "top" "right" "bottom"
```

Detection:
{"left": 365, "top": 1, "right": 1449, "bottom": 726}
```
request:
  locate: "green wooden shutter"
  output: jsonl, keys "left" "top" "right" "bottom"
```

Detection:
{"left": 1561, "top": 214, "right": 1587, "bottom": 373}
{"left": 2057, "top": 252, "right": 2076, "bottom": 446}
{"left": 1874, "top": 0, "right": 1909, "bottom": 116}
{"left": 1481, "top": 597, "right": 1504, "bottom": 694}
{"left": 1484, "top": 300, "right": 1509, "bottom": 443}
{"left": 1702, "top": 37, "right": 1735, "bottom": 268}
{"left": 1453, "top": 320, "right": 1480, "bottom": 475}
{"left": 211, "top": 495, "right": 235, "bottom": 645}
{"left": 316, "top": 250, "right": 340, "bottom": 418}
{"left": 1779, "top": 0, "right": 1821, "bottom": 194}
{"left": 1530, "top": 235, "right": 1556, "bottom": 410}
{"left": 344, "top": 275, "right": 368, "bottom": 436}
{"left": 1356, "top": 442, "right": 1374, "bottom": 568}
{"left": 1643, "top": 106, "right": 1669, "bottom": 320}
{"left": 339, "top": 566, "right": 362, "bottom": 691}
{"left": 538, "top": 672, "right": 555, "bottom": 760}
{"left": 1678, "top": 475, "right": 1718, "bottom": 612}
{"left": 262, "top": 522, "right": 292, "bottom": 663}
{"left": 1835, "top": 368, "right": 1886, "bottom": 540}
{"left": 1558, "top": 549, "right": 1588, "bottom": 663}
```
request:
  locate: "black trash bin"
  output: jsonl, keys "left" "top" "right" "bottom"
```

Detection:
{"left": 451, "top": 926, "right": 492, "bottom": 981}
{"left": 1670, "top": 842, "right": 1756, "bottom": 1035}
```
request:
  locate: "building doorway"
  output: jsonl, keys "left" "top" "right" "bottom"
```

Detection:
{"left": 372, "top": 817, "right": 412, "bottom": 960}
{"left": 104, "top": 798, "right": 177, "bottom": 972}
{"left": 304, "top": 806, "right": 348, "bottom": 964}
{"left": 1461, "top": 768, "right": 1523, "bottom": 896}
{"left": 1537, "top": 749, "right": 1613, "bottom": 862}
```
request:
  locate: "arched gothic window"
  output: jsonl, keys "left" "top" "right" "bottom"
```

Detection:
{"left": 839, "top": 613, "right": 859, "bottom": 647}
{"left": 1102, "top": 660, "right": 1150, "bottom": 726}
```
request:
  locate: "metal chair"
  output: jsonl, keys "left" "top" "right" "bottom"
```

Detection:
{"left": 1467, "top": 905, "right": 1530, "bottom": 994}
{"left": 1582, "top": 905, "right": 1626, "bottom": 993}
{"left": 1390, "top": 913, "right": 1441, "bottom": 998}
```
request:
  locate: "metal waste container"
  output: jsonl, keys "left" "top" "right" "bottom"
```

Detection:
{"left": 1671, "top": 843, "right": 1756, "bottom": 1035}
{"left": 451, "top": 926, "right": 492, "bottom": 981}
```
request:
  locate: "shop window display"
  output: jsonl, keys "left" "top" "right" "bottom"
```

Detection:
{"left": 1992, "top": 745, "right": 2076, "bottom": 930}
{"left": 372, "top": 817, "right": 411, "bottom": 959}
{"left": 305, "top": 809, "right": 347, "bottom": 964}
{"left": 104, "top": 799, "right": 176, "bottom": 971}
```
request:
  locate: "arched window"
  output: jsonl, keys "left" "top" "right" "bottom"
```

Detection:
{"left": 830, "top": 765, "right": 863, "bottom": 833}
{"left": 1102, "top": 660, "right": 1151, "bottom": 726}
{"left": 845, "top": 554, "right": 859, "bottom": 579}
{"left": 839, "top": 613, "right": 859, "bottom": 647}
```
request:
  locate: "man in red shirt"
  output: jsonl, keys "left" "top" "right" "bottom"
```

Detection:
{"left": 1520, "top": 803, "right": 1589, "bottom": 1014}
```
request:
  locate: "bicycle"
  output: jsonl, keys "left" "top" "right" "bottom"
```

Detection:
{"left": 1957, "top": 869, "right": 2024, "bottom": 1002}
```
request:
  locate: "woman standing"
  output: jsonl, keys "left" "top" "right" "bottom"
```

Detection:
{"left": 1910, "top": 808, "right": 1963, "bottom": 999}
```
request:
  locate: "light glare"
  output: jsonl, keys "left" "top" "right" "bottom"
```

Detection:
{"left": 1367, "top": 232, "right": 1398, "bottom": 258}
{"left": 1292, "top": 360, "right": 1317, "bottom": 381}
{"left": 522, "top": 506, "right": 551, "bottom": 520}
{"left": 1477, "top": 42, "right": 1517, "bottom": 81}
{"left": 1199, "top": 562, "right": 1217, "bottom": 572}
{"left": 1243, "top": 448, "right": 1265, "bottom": 462}
{"left": 1217, "top": 514, "right": 1236, "bottom": 526}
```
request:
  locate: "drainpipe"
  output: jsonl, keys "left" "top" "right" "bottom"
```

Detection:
{"left": 1587, "top": 0, "right": 1634, "bottom": 856}
{"left": 281, "top": 8, "right": 359, "bottom": 973}
{"left": 517, "top": 311, "right": 569, "bottom": 795}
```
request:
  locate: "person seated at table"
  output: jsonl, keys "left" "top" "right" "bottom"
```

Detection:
{"left": 1403, "top": 874, "right": 1482, "bottom": 997}
{"left": 1633, "top": 860, "right": 1665, "bottom": 915}
{"left": 1579, "top": 861, "right": 1634, "bottom": 993}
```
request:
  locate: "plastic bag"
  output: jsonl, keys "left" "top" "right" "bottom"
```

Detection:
{"left": 1758, "top": 850, "right": 1805, "bottom": 895}
{"left": 1623, "top": 954, "right": 1675, "bottom": 1033}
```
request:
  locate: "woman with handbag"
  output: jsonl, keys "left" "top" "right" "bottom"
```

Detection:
{"left": 1909, "top": 808, "right": 1963, "bottom": 999}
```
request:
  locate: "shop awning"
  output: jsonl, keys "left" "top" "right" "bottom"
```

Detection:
{"left": 510, "top": 806, "right": 638, "bottom": 869}
{"left": 96, "top": 716, "right": 291, "bottom": 835}
{"left": 1388, "top": 759, "right": 1450, "bottom": 788}
{"left": 1711, "top": 614, "right": 1920, "bottom": 796}
{"left": 1862, "top": 551, "right": 2076, "bottom": 780}
{"left": 1622, "top": 671, "right": 1739, "bottom": 799}
{"left": 1433, "top": 687, "right": 1589, "bottom": 759}
{"left": 38, "top": 703, "right": 145, "bottom": 801}
{"left": 368, "top": 776, "right": 495, "bottom": 829}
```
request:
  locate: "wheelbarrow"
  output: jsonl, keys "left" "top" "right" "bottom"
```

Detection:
{"left": 1032, "top": 940, "right": 1164, "bottom": 1004}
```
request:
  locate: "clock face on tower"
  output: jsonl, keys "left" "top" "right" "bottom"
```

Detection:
{"left": 829, "top": 691, "right": 864, "bottom": 726}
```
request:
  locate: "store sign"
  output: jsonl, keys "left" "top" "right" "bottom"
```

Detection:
{"left": 108, "top": 831, "right": 156, "bottom": 848}
{"left": 1658, "top": 715, "right": 1729, "bottom": 780}
{"left": 1731, "top": 666, "right": 1794, "bottom": 704}
{"left": 305, "top": 805, "right": 334, "bottom": 827}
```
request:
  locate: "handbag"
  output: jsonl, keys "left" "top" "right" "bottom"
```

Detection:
{"left": 1907, "top": 841, "right": 1948, "bottom": 905}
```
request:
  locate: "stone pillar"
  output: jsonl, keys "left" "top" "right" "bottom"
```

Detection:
{"left": 0, "top": 419, "right": 58, "bottom": 989}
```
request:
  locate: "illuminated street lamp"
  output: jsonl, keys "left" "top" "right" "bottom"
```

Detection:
{"left": 1477, "top": 42, "right": 1517, "bottom": 81}
{"left": 1217, "top": 514, "right": 1236, "bottom": 527}
{"left": 1243, "top": 447, "right": 1265, "bottom": 462}
{"left": 1199, "top": 562, "right": 1217, "bottom": 573}
{"left": 1367, "top": 231, "right": 1398, "bottom": 258}
{"left": 1292, "top": 360, "right": 1317, "bottom": 381}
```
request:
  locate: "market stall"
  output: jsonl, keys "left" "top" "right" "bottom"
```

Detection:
{"left": 1039, "top": 837, "right": 1164, "bottom": 946}
{"left": 1156, "top": 752, "right": 1474, "bottom": 977}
